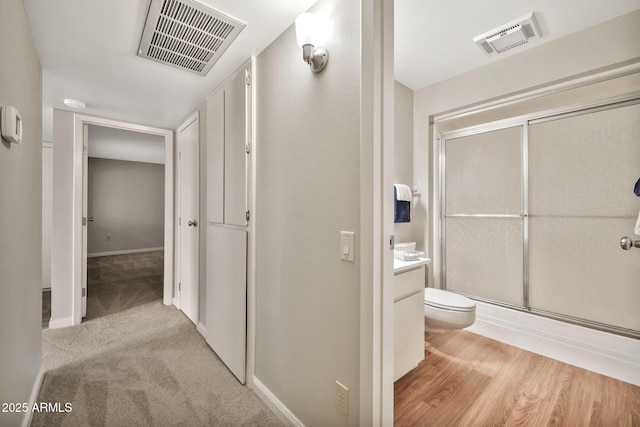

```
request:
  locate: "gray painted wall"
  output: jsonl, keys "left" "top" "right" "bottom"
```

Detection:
{"left": 87, "top": 158, "right": 165, "bottom": 255}
{"left": 254, "top": 0, "right": 361, "bottom": 425}
{"left": 0, "top": 0, "right": 43, "bottom": 425}
{"left": 394, "top": 80, "right": 417, "bottom": 245}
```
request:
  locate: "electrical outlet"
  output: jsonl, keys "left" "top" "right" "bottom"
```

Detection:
{"left": 336, "top": 381, "right": 349, "bottom": 416}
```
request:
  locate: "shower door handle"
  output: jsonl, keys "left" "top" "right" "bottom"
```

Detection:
{"left": 620, "top": 237, "right": 640, "bottom": 250}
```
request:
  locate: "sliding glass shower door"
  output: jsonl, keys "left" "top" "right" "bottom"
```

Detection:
{"left": 443, "top": 126, "right": 525, "bottom": 307}
{"left": 441, "top": 100, "right": 640, "bottom": 336}
{"left": 527, "top": 102, "right": 640, "bottom": 333}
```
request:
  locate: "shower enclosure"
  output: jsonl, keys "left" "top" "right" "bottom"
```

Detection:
{"left": 440, "top": 97, "right": 640, "bottom": 338}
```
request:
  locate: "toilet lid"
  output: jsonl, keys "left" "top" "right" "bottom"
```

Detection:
{"left": 424, "top": 288, "right": 476, "bottom": 312}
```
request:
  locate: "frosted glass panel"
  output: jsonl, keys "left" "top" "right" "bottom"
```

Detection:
{"left": 442, "top": 101, "right": 640, "bottom": 334}
{"left": 529, "top": 102, "right": 640, "bottom": 332}
{"left": 529, "top": 217, "right": 640, "bottom": 331}
{"left": 445, "top": 127, "right": 522, "bottom": 214}
{"left": 529, "top": 103, "right": 640, "bottom": 217}
{"left": 445, "top": 217, "right": 523, "bottom": 306}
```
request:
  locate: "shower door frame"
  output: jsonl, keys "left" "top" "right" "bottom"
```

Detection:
{"left": 438, "top": 92, "right": 640, "bottom": 339}
{"left": 440, "top": 119, "right": 530, "bottom": 311}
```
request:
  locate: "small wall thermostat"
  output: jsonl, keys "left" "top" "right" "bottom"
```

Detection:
{"left": 1, "top": 106, "right": 23, "bottom": 144}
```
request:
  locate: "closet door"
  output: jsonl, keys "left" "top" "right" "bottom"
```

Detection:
{"left": 206, "top": 89, "right": 225, "bottom": 224}
{"left": 206, "top": 225, "right": 247, "bottom": 383}
{"left": 224, "top": 70, "right": 248, "bottom": 226}
{"left": 206, "top": 66, "right": 248, "bottom": 226}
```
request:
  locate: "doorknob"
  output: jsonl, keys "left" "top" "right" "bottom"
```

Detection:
{"left": 620, "top": 236, "right": 640, "bottom": 250}
{"left": 187, "top": 220, "right": 198, "bottom": 227}
{"left": 88, "top": 217, "right": 94, "bottom": 222}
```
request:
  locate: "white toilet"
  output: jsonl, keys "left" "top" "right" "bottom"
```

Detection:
{"left": 424, "top": 287, "right": 476, "bottom": 333}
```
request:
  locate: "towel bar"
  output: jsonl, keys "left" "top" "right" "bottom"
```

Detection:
{"left": 620, "top": 236, "right": 640, "bottom": 250}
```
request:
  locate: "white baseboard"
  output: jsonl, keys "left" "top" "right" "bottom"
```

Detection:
{"left": 22, "top": 364, "right": 45, "bottom": 427}
{"left": 252, "top": 377, "right": 305, "bottom": 427}
{"left": 87, "top": 247, "right": 164, "bottom": 258}
{"left": 466, "top": 301, "right": 640, "bottom": 386}
{"left": 48, "top": 316, "right": 74, "bottom": 329}
{"left": 196, "top": 322, "right": 207, "bottom": 338}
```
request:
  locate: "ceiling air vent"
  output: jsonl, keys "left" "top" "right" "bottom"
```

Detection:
{"left": 138, "top": 0, "right": 245, "bottom": 76}
{"left": 473, "top": 12, "right": 541, "bottom": 56}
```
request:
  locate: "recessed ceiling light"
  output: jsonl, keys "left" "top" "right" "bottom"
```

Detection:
{"left": 63, "top": 98, "right": 86, "bottom": 109}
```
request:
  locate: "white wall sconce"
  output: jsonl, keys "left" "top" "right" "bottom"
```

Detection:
{"left": 295, "top": 13, "right": 328, "bottom": 73}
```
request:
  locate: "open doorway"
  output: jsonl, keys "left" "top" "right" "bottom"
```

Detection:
{"left": 84, "top": 125, "right": 166, "bottom": 320}
{"left": 48, "top": 111, "right": 174, "bottom": 329}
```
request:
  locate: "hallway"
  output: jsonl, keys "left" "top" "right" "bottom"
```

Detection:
{"left": 34, "top": 300, "right": 281, "bottom": 426}
{"left": 34, "top": 251, "right": 283, "bottom": 425}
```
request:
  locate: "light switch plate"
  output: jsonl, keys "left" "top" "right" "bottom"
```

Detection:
{"left": 340, "top": 231, "right": 355, "bottom": 262}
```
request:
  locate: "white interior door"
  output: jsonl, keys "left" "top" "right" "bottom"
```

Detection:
{"left": 206, "top": 225, "right": 247, "bottom": 383}
{"left": 81, "top": 125, "right": 88, "bottom": 318}
{"left": 178, "top": 114, "right": 199, "bottom": 324}
{"left": 42, "top": 143, "right": 53, "bottom": 290}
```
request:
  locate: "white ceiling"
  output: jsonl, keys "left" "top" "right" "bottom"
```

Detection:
{"left": 395, "top": 0, "right": 640, "bottom": 90}
{"left": 23, "top": 0, "right": 318, "bottom": 141}
{"left": 23, "top": 0, "right": 640, "bottom": 142}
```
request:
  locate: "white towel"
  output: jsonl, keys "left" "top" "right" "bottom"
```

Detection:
{"left": 394, "top": 184, "right": 412, "bottom": 202}
{"left": 635, "top": 210, "right": 640, "bottom": 236}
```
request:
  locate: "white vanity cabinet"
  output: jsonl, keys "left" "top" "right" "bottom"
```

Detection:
{"left": 394, "top": 259, "right": 428, "bottom": 381}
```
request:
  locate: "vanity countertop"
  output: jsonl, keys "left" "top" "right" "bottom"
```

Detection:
{"left": 394, "top": 257, "right": 431, "bottom": 275}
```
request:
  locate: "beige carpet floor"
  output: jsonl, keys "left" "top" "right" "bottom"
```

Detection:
{"left": 85, "top": 251, "right": 165, "bottom": 321}
{"left": 33, "top": 301, "right": 283, "bottom": 426}
{"left": 42, "top": 251, "right": 165, "bottom": 329}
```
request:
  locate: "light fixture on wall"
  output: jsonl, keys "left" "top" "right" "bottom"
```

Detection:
{"left": 295, "top": 13, "right": 329, "bottom": 73}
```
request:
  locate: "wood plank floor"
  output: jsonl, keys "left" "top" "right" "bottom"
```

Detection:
{"left": 394, "top": 330, "right": 640, "bottom": 427}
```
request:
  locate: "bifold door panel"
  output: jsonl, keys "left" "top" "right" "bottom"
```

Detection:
{"left": 206, "top": 226, "right": 247, "bottom": 383}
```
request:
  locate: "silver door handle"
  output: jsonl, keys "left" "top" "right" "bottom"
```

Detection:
{"left": 88, "top": 217, "right": 94, "bottom": 222}
{"left": 620, "top": 236, "right": 640, "bottom": 250}
{"left": 188, "top": 220, "right": 198, "bottom": 227}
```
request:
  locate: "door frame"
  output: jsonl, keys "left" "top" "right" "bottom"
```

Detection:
{"left": 174, "top": 112, "right": 200, "bottom": 316}
{"left": 71, "top": 114, "right": 174, "bottom": 325}
{"left": 360, "top": 0, "right": 395, "bottom": 424}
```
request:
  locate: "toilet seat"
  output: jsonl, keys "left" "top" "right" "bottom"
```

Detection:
{"left": 424, "top": 288, "right": 475, "bottom": 312}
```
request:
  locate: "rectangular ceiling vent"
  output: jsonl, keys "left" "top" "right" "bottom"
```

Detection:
{"left": 138, "top": 0, "right": 245, "bottom": 76}
{"left": 473, "top": 12, "right": 541, "bottom": 56}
